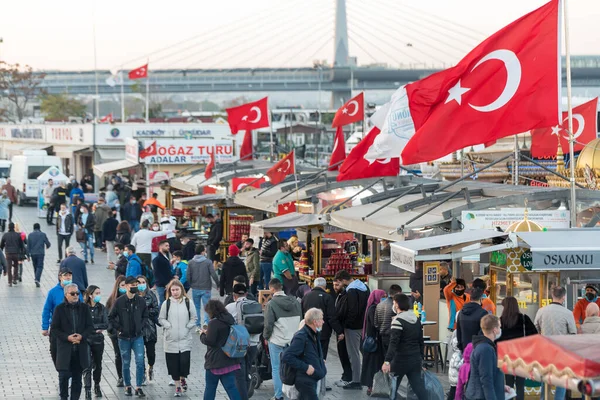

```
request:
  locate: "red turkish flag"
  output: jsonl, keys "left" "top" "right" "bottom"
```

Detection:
{"left": 240, "top": 130, "right": 253, "bottom": 161}
{"left": 128, "top": 64, "right": 148, "bottom": 80}
{"left": 277, "top": 201, "right": 296, "bottom": 216}
{"left": 332, "top": 93, "right": 364, "bottom": 128}
{"left": 99, "top": 113, "right": 113, "bottom": 123}
{"left": 139, "top": 141, "right": 157, "bottom": 159}
{"left": 337, "top": 127, "right": 400, "bottom": 181}
{"left": 400, "top": 0, "right": 560, "bottom": 164}
{"left": 204, "top": 151, "right": 215, "bottom": 179}
{"left": 226, "top": 98, "right": 269, "bottom": 134}
{"left": 232, "top": 177, "right": 266, "bottom": 193}
{"left": 266, "top": 150, "right": 294, "bottom": 185}
{"left": 531, "top": 98, "right": 599, "bottom": 158}
{"left": 329, "top": 126, "right": 346, "bottom": 171}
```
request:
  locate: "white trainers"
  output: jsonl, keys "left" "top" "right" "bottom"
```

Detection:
{"left": 169, "top": 380, "right": 176, "bottom": 386}
{"left": 335, "top": 380, "right": 351, "bottom": 387}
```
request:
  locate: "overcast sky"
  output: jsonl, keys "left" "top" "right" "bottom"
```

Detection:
{"left": 3, "top": 0, "right": 599, "bottom": 71}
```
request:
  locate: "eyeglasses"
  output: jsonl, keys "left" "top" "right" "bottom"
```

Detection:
{"left": 68, "top": 292, "right": 79, "bottom": 297}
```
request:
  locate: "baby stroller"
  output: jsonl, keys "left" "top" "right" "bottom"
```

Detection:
{"left": 250, "top": 334, "right": 272, "bottom": 396}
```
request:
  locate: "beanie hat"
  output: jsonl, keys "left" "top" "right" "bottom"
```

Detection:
{"left": 228, "top": 244, "right": 240, "bottom": 257}
{"left": 586, "top": 284, "right": 598, "bottom": 293}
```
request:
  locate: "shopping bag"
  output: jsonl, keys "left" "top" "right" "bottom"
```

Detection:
{"left": 76, "top": 229, "right": 86, "bottom": 243}
{"left": 397, "top": 370, "right": 444, "bottom": 400}
{"left": 282, "top": 384, "right": 299, "bottom": 400}
{"left": 371, "top": 372, "right": 393, "bottom": 398}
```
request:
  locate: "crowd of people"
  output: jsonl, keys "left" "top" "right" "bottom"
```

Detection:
{"left": 4, "top": 174, "right": 597, "bottom": 400}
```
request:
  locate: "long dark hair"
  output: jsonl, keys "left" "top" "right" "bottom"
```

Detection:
{"left": 106, "top": 276, "right": 126, "bottom": 310}
{"left": 205, "top": 299, "right": 228, "bottom": 320}
{"left": 117, "top": 220, "right": 131, "bottom": 233}
{"left": 500, "top": 296, "right": 521, "bottom": 330}
{"left": 84, "top": 285, "right": 100, "bottom": 306}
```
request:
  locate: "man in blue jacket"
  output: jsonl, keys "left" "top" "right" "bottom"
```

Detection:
{"left": 60, "top": 247, "right": 87, "bottom": 293}
{"left": 41, "top": 268, "right": 81, "bottom": 365}
{"left": 28, "top": 223, "right": 51, "bottom": 287}
{"left": 124, "top": 244, "right": 143, "bottom": 278}
{"left": 283, "top": 308, "right": 327, "bottom": 399}
{"left": 464, "top": 314, "right": 508, "bottom": 400}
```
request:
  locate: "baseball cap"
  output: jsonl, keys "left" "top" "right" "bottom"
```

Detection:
{"left": 59, "top": 267, "right": 73, "bottom": 276}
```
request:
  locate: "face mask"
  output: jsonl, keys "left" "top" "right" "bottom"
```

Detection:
{"left": 93, "top": 295, "right": 101, "bottom": 303}
{"left": 392, "top": 305, "right": 399, "bottom": 314}
{"left": 495, "top": 328, "right": 502, "bottom": 340}
{"left": 152, "top": 227, "right": 159, "bottom": 231}
{"left": 316, "top": 326, "right": 322, "bottom": 332}
{"left": 62, "top": 279, "right": 72, "bottom": 286}
{"left": 131, "top": 200, "right": 135, "bottom": 204}
{"left": 118, "top": 287, "right": 127, "bottom": 294}
{"left": 586, "top": 293, "right": 597, "bottom": 302}
{"left": 454, "top": 289, "right": 465, "bottom": 297}
{"left": 138, "top": 284, "right": 147, "bottom": 292}
{"left": 129, "top": 287, "right": 139, "bottom": 294}
{"left": 123, "top": 251, "right": 129, "bottom": 257}
{"left": 80, "top": 208, "right": 85, "bottom": 213}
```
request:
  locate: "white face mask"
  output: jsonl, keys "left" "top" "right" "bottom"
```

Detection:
{"left": 152, "top": 227, "right": 159, "bottom": 231}
{"left": 495, "top": 328, "right": 502, "bottom": 340}
{"left": 392, "top": 305, "right": 399, "bottom": 314}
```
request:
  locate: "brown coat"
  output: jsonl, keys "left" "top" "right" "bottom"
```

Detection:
{"left": 2, "top": 184, "right": 16, "bottom": 203}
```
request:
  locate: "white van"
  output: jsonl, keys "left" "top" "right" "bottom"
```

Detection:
{"left": 0, "top": 160, "right": 12, "bottom": 187}
{"left": 11, "top": 151, "right": 62, "bottom": 205}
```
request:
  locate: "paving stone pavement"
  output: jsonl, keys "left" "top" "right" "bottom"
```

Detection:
{"left": 0, "top": 205, "right": 449, "bottom": 400}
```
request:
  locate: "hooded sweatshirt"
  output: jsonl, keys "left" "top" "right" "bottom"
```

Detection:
{"left": 263, "top": 291, "right": 302, "bottom": 346}
{"left": 385, "top": 310, "right": 423, "bottom": 374}
{"left": 581, "top": 315, "right": 600, "bottom": 334}
{"left": 464, "top": 335, "right": 504, "bottom": 400}
{"left": 344, "top": 279, "right": 370, "bottom": 330}
{"left": 456, "top": 302, "right": 488, "bottom": 351}
{"left": 455, "top": 342, "right": 473, "bottom": 400}
{"left": 187, "top": 254, "right": 219, "bottom": 291}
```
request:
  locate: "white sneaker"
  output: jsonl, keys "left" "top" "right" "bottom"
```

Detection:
{"left": 169, "top": 380, "right": 176, "bottom": 386}
{"left": 335, "top": 380, "right": 351, "bottom": 387}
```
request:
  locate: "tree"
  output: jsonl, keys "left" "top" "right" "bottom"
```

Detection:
{"left": 40, "top": 93, "right": 87, "bottom": 120}
{"left": 0, "top": 62, "right": 45, "bottom": 122}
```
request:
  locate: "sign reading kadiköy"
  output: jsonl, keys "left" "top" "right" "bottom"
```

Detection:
{"left": 461, "top": 209, "right": 569, "bottom": 230}
{"left": 140, "top": 140, "right": 235, "bottom": 164}
{"left": 532, "top": 251, "right": 598, "bottom": 271}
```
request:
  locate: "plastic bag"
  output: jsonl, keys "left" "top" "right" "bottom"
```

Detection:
{"left": 282, "top": 384, "right": 299, "bottom": 400}
{"left": 397, "top": 370, "right": 444, "bottom": 400}
{"left": 371, "top": 372, "right": 393, "bottom": 398}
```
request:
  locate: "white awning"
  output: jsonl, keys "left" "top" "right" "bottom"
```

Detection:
{"left": 93, "top": 159, "right": 138, "bottom": 177}
{"left": 1, "top": 143, "right": 52, "bottom": 152}
{"left": 170, "top": 174, "right": 218, "bottom": 194}
{"left": 54, "top": 145, "right": 90, "bottom": 158}
{"left": 390, "top": 229, "right": 512, "bottom": 272}
{"left": 96, "top": 148, "right": 125, "bottom": 161}
{"left": 173, "top": 194, "right": 226, "bottom": 209}
{"left": 251, "top": 212, "right": 328, "bottom": 232}
{"left": 234, "top": 183, "right": 319, "bottom": 213}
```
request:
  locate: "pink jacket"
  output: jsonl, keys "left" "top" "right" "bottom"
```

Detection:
{"left": 456, "top": 343, "right": 473, "bottom": 400}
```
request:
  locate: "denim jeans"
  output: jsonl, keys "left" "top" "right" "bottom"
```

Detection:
{"left": 118, "top": 336, "right": 145, "bottom": 388}
{"left": 204, "top": 369, "right": 241, "bottom": 400}
{"left": 541, "top": 384, "right": 566, "bottom": 400}
{"left": 129, "top": 220, "right": 140, "bottom": 232}
{"left": 156, "top": 286, "right": 166, "bottom": 309}
{"left": 268, "top": 342, "right": 287, "bottom": 399}
{"left": 31, "top": 254, "right": 44, "bottom": 282}
{"left": 260, "top": 262, "right": 273, "bottom": 288}
{"left": 192, "top": 289, "right": 212, "bottom": 327}
{"left": 81, "top": 233, "right": 94, "bottom": 262}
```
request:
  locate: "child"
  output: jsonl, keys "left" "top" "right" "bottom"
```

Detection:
{"left": 172, "top": 250, "right": 190, "bottom": 292}
{"left": 455, "top": 343, "right": 474, "bottom": 400}
{"left": 447, "top": 330, "right": 462, "bottom": 400}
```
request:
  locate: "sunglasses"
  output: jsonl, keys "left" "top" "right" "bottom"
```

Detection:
{"left": 68, "top": 292, "right": 79, "bottom": 297}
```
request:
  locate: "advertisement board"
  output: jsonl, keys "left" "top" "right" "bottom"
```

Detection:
{"left": 461, "top": 209, "right": 569, "bottom": 230}
{"left": 140, "top": 140, "right": 235, "bottom": 164}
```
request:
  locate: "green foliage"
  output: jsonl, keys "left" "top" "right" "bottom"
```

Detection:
{"left": 40, "top": 93, "right": 86, "bottom": 120}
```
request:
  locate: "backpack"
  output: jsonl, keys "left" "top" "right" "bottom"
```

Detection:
{"left": 141, "top": 263, "right": 155, "bottom": 287}
{"left": 166, "top": 297, "right": 191, "bottom": 320}
{"left": 222, "top": 324, "right": 250, "bottom": 358}
{"left": 237, "top": 299, "right": 264, "bottom": 335}
{"left": 280, "top": 351, "right": 296, "bottom": 386}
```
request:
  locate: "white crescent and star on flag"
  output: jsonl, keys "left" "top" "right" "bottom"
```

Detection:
{"left": 241, "top": 106, "right": 262, "bottom": 123}
{"left": 342, "top": 100, "right": 360, "bottom": 116}
{"left": 550, "top": 113, "right": 585, "bottom": 140}
{"left": 277, "top": 159, "right": 292, "bottom": 173}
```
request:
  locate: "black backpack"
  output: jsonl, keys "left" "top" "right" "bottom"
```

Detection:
{"left": 237, "top": 299, "right": 264, "bottom": 335}
{"left": 166, "top": 297, "right": 191, "bottom": 319}
{"left": 280, "top": 351, "right": 296, "bottom": 386}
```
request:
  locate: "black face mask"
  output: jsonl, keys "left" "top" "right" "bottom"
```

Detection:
{"left": 586, "top": 292, "right": 596, "bottom": 301}
{"left": 454, "top": 289, "right": 465, "bottom": 297}
{"left": 129, "top": 287, "right": 139, "bottom": 294}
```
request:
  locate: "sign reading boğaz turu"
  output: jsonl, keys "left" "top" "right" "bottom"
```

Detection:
{"left": 533, "top": 251, "right": 598, "bottom": 270}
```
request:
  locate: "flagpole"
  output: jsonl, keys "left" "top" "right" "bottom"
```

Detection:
{"left": 214, "top": 145, "right": 218, "bottom": 183}
{"left": 92, "top": 0, "right": 99, "bottom": 122}
{"left": 145, "top": 60, "right": 150, "bottom": 123}
{"left": 120, "top": 67, "right": 125, "bottom": 122}
{"left": 293, "top": 149, "right": 300, "bottom": 212}
{"left": 564, "top": 0, "right": 576, "bottom": 227}
{"left": 514, "top": 135, "right": 519, "bottom": 185}
{"left": 268, "top": 108, "right": 275, "bottom": 162}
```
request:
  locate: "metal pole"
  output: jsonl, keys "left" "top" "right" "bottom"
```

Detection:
{"left": 92, "top": 0, "right": 99, "bottom": 121}
{"left": 514, "top": 135, "right": 519, "bottom": 185}
{"left": 564, "top": 0, "right": 577, "bottom": 227}
{"left": 145, "top": 67, "right": 150, "bottom": 123}
{"left": 460, "top": 148, "right": 465, "bottom": 178}
{"left": 268, "top": 109, "right": 274, "bottom": 161}
{"left": 120, "top": 67, "right": 125, "bottom": 122}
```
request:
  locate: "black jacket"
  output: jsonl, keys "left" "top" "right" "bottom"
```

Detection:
{"left": 342, "top": 281, "right": 370, "bottom": 330}
{"left": 102, "top": 217, "right": 119, "bottom": 242}
{"left": 457, "top": 302, "right": 489, "bottom": 351}
{"left": 27, "top": 230, "right": 51, "bottom": 256}
{"left": 385, "top": 310, "right": 424, "bottom": 374}
{"left": 374, "top": 297, "right": 396, "bottom": 344}
{"left": 87, "top": 302, "right": 109, "bottom": 345}
{"left": 301, "top": 287, "right": 343, "bottom": 340}
{"left": 116, "top": 230, "right": 131, "bottom": 246}
{"left": 114, "top": 254, "right": 128, "bottom": 279}
{"left": 259, "top": 235, "right": 278, "bottom": 262}
{"left": 122, "top": 202, "right": 142, "bottom": 222}
{"left": 465, "top": 335, "right": 505, "bottom": 400}
{"left": 410, "top": 268, "right": 423, "bottom": 296}
{"left": 108, "top": 294, "right": 148, "bottom": 339}
{"left": 220, "top": 256, "right": 248, "bottom": 296}
{"left": 182, "top": 240, "right": 196, "bottom": 262}
{"left": 335, "top": 289, "right": 349, "bottom": 328}
{"left": 141, "top": 290, "right": 159, "bottom": 343}
{"left": 51, "top": 186, "right": 67, "bottom": 206}
{"left": 283, "top": 325, "right": 327, "bottom": 385}
{"left": 207, "top": 219, "right": 223, "bottom": 248}
{"left": 152, "top": 253, "right": 174, "bottom": 287}
{"left": 0, "top": 230, "right": 24, "bottom": 255}
{"left": 60, "top": 255, "right": 88, "bottom": 292}
{"left": 56, "top": 213, "right": 74, "bottom": 236}
{"left": 78, "top": 213, "right": 96, "bottom": 233}
{"left": 51, "top": 301, "right": 94, "bottom": 371}
{"left": 200, "top": 312, "right": 240, "bottom": 370}
{"left": 497, "top": 313, "right": 538, "bottom": 342}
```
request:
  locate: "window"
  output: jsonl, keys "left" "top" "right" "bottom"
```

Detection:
{"left": 28, "top": 166, "right": 56, "bottom": 180}
{"left": 0, "top": 167, "right": 10, "bottom": 179}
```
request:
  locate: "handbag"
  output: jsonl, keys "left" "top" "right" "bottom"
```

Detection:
{"left": 371, "top": 371, "right": 392, "bottom": 398}
{"left": 76, "top": 229, "right": 86, "bottom": 243}
{"left": 362, "top": 336, "right": 378, "bottom": 353}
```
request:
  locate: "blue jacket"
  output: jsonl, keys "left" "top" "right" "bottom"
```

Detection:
{"left": 0, "top": 197, "right": 10, "bottom": 220}
{"left": 60, "top": 255, "right": 88, "bottom": 292}
{"left": 465, "top": 335, "right": 505, "bottom": 400}
{"left": 41, "top": 283, "right": 82, "bottom": 330}
{"left": 27, "top": 230, "right": 51, "bottom": 256}
{"left": 126, "top": 254, "right": 143, "bottom": 278}
{"left": 174, "top": 260, "right": 189, "bottom": 286}
{"left": 69, "top": 187, "right": 84, "bottom": 206}
{"left": 282, "top": 325, "right": 327, "bottom": 385}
